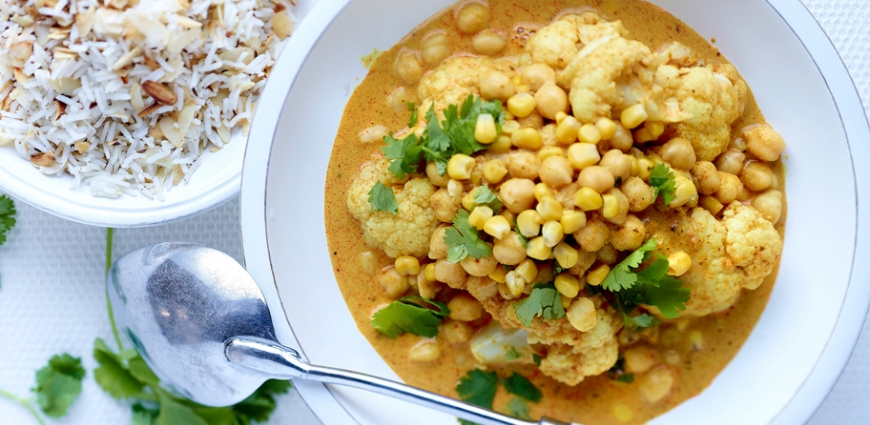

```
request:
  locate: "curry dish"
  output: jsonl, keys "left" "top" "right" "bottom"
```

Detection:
{"left": 325, "top": 0, "right": 787, "bottom": 423}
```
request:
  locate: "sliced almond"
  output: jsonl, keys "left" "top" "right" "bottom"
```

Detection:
{"left": 111, "top": 45, "right": 143, "bottom": 71}
{"left": 9, "top": 41, "right": 33, "bottom": 68}
{"left": 0, "top": 135, "right": 13, "bottom": 146}
{"left": 142, "top": 81, "right": 178, "bottom": 105}
{"left": 275, "top": 4, "right": 287, "bottom": 12}
{"left": 148, "top": 125, "right": 164, "bottom": 138}
{"left": 129, "top": 83, "right": 144, "bottom": 112}
{"left": 143, "top": 55, "right": 160, "bottom": 71}
{"left": 53, "top": 100, "right": 66, "bottom": 122}
{"left": 137, "top": 103, "right": 161, "bottom": 118}
{"left": 31, "top": 151, "right": 56, "bottom": 167}
{"left": 176, "top": 102, "right": 197, "bottom": 138}
{"left": 47, "top": 77, "right": 81, "bottom": 95}
{"left": 272, "top": 12, "right": 293, "bottom": 40}
{"left": 11, "top": 15, "right": 35, "bottom": 27}
{"left": 75, "top": 141, "right": 91, "bottom": 153}
{"left": 158, "top": 116, "right": 184, "bottom": 148}
{"left": 217, "top": 125, "right": 231, "bottom": 144}
{"left": 13, "top": 68, "right": 30, "bottom": 84}
{"left": 176, "top": 15, "right": 202, "bottom": 28}
{"left": 75, "top": 6, "right": 97, "bottom": 38}
{"left": 168, "top": 28, "right": 201, "bottom": 55}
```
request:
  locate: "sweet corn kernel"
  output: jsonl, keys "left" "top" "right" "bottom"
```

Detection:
{"left": 507, "top": 93, "right": 537, "bottom": 118}
{"left": 505, "top": 271, "right": 526, "bottom": 296}
{"left": 554, "top": 273, "right": 581, "bottom": 298}
{"left": 447, "top": 179, "right": 463, "bottom": 204}
{"left": 596, "top": 117, "right": 618, "bottom": 140}
{"left": 700, "top": 196, "right": 724, "bottom": 215}
{"left": 574, "top": 187, "right": 603, "bottom": 211}
{"left": 483, "top": 215, "right": 511, "bottom": 239}
{"left": 586, "top": 264, "right": 611, "bottom": 286}
{"left": 554, "top": 242, "right": 580, "bottom": 269}
{"left": 602, "top": 194, "right": 619, "bottom": 218}
{"left": 395, "top": 256, "right": 421, "bottom": 276}
{"left": 526, "top": 236, "right": 552, "bottom": 261}
{"left": 555, "top": 111, "right": 568, "bottom": 125}
{"left": 560, "top": 210, "right": 587, "bottom": 234}
{"left": 578, "top": 123, "right": 602, "bottom": 144}
{"left": 613, "top": 403, "right": 634, "bottom": 422}
{"left": 488, "top": 267, "right": 507, "bottom": 283}
{"left": 537, "top": 146, "right": 564, "bottom": 161}
{"left": 688, "top": 330, "right": 704, "bottom": 351}
{"left": 629, "top": 156, "right": 640, "bottom": 176}
{"left": 461, "top": 191, "right": 477, "bottom": 211}
{"left": 637, "top": 158, "right": 654, "bottom": 180}
{"left": 468, "top": 206, "right": 494, "bottom": 229}
{"left": 620, "top": 104, "right": 648, "bottom": 129}
{"left": 667, "top": 251, "right": 692, "bottom": 276}
{"left": 512, "top": 128, "right": 543, "bottom": 150}
{"left": 633, "top": 128, "right": 655, "bottom": 143}
{"left": 561, "top": 294, "right": 572, "bottom": 309}
{"left": 517, "top": 210, "right": 542, "bottom": 238}
{"left": 483, "top": 160, "right": 508, "bottom": 183}
{"left": 536, "top": 197, "right": 563, "bottom": 221}
{"left": 474, "top": 113, "right": 498, "bottom": 144}
{"left": 502, "top": 120, "right": 521, "bottom": 135}
{"left": 424, "top": 263, "right": 437, "bottom": 281}
{"left": 515, "top": 84, "right": 531, "bottom": 93}
{"left": 500, "top": 210, "right": 516, "bottom": 224}
{"left": 556, "top": 116, "right": 581, "bottom": 145}
{"left": 516, "top": 259, "right": 538, "bottom": 282}
{"left": 645, "top": 120, "right": 665, "bottom": 138}
{"left": 567, "top": 143, "right": 601, "bottom": 169}
{"left": 447, "top": 154, "right": 475, "bottom": 180}
{"left": 489, "top": 135, "right": 512, "bottom": 154}
{"left": 534, "top": 183, "right": 555, "bottom": 202}
{"left": 668, "top": 176, "right": 697, "bottom": 207}
{"left": 542, "top": 221, "right": 564, "bottom": 247}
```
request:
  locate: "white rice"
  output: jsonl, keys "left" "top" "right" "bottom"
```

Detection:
{"left": 0, "top": 0, "right": 294, "bottom": 200}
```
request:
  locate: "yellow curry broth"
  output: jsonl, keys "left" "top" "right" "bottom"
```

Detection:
{"left": 325, "top": 0, "right": 784, "bottom": 423}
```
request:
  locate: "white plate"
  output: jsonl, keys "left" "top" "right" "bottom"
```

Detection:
{"left": 241, "top": 0, "right": 870, "bottom": 423}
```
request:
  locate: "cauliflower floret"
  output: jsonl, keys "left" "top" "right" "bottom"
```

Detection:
{"left": 347, "top": 159, "right": 439, "bottom": 258}
{"left": 416, "top": 56, "right": 516, "bottom": 118}
{"left": 653, "top": 64, "right": 748, "bottom": 161}
{"left": 525, "top": 12, "right": 626, "bottom": 71}
{"left": 539, "top": 337, "right": 619, "bottom": 386}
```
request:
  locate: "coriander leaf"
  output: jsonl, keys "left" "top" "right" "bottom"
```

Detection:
{"left": 473, "top": 186, "right": 503, "bottom": 212}
{"left": 600, "top": 239, "right": 658, "bottom": 292}
{"left": 425, "top": 108, "right": 452, "bottom": 154}
{"left": 155, "top": 391, "right": 208, "bottom": 425}
{"left": 649, "top": 163, "right": 676, "bottom": 205}
{"left": 230, "top": 379, "right": 292, "bottom": 424}
{"left": 93, "top": 338, "right": 145, "bottom": 399}
{"left": 617, "top": 374, "right": 635, "bottom": 383}
{"left": 506, "top": 397, "right": 531, "bottom": 419}
{"left": 514, "top": 223, "right": 529, "bottom": 248}
{"left": 642, "top": 276, "right": 690, "bottom": 319}
{"left": 532, "top": 354, "right": 542, "bottom": 367}
{"left": 32, "top": 353, "right": 85, "bottom": 418}
{"left": 370, "top": 297, "right": 450, "bottom": 338}
{"left": 513, "top": 283, "right": 565, "bottom": 327}
{"left": 368, "top": 182, "right": 399, "bottom": 215}
{"left": 505, "top": 347, "right": 521, "bottom": 360}
{"left": 382, "top": 133, "right": 422, "bottom": 179}
{"left": 502, "top": 373, "right": 542, "bottom": 403}
{"left": 634, "top": 254, "right": 670, "bottom": 286}
{"left": 456, "top": 369, "right": 498, "bottom": 409}
{"left": 624, "top": 313, "right": 660, "bottom": 329}
{"left": 0, "top": 195, "right": 16, "bottom": 246}
{"left": 132, "top": 404, "right": 159, "bottom": 425}
{"left": 128, "top": 356, "right": 160, "bottom": 387}
{"left": 444, "top": 210, "right": 492, "bottom": 263}
{"left": 399, "top": 296, "right": 451, "bottom": 319}
{"left": 407, "top": 102, "right": 418, "bottom": 128}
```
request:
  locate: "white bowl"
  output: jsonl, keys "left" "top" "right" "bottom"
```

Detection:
{"left": 241, "top": 0, "right": 870, "bottom": 423}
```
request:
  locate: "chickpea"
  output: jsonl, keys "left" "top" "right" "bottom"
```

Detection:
{"left": 609, "top": 122, "right": 634, "bottom": 152}
{"left": 408, "top": 340, "right": 441, "bottom": 362}
{"left": 661, "top": 137, "right": 696, "bottom": 170}
{"left": 534, "top": 82, "right": 568, "bottom": 120}
{"left": 507, "top": 151, "right": 540, "bottom": 180}
{"left": 493, "top": 232, "right": 528, "bottom": 265}
{"left": 499, "top": 178, "right": 536, "bottom": 213}
{"left": 421, "top": 32, "right": 451, "bottom": 67}
{"left": 448, "top": 294, "right": 484, "bottom": 321}
{"left": 431, "top": 188, "right": 459, "bottom": 222}
{"left": 456, "top": 2, "right": 491, "bottom": 34}
{"left": 743, "top": 124, "right": 786, "bottom": 161}
{"left": 611, "top": 215, "right": 645, "bottom": 251}
{"left": 690, "top": 161, "right": 720, "bottom": 195}
{"left": 577, "top": 166, "right": 615, "bottom": 194}
{"left": 574, "top": 218, "right": 611, "bottom": 252}
{"left": 521, "top": 63, "right": 556, "bottom": 91}
{"left": 539, "top": 155, "right": 574, "bottom": 188}
{"left": 639, "top": 367, "right": 675, "bottom": 404}
{"left": 566, "top": 297, "right": 597, "bottom": 332}
{"left": 378, "top": 266, "right": 409, "bottom": 298}
{"left": 434, "top": 259, "right": 468, "bottom": 288}
{"left": 740, "top": 161, "right": 775, "bottom": 192}
{"left": 599, "top": 149, "right": 632, "bottom": 181}
{"left": 359, "top": 251, "right": 379, "bottom": 276}
{"left": 716, "top": 172, "right": 743, "bottom": 204}
{"left": 393, "top": 51, "right": 423, "bottom": 85}
{"left": 461, "top": 251, "right": 499, "bottom": 277}
{"left": 429, "top": 226, "right": 449, "bottom": 260}
{"left": 517, "top": 111, "right": 544, "bottom": 130}
{"left": 441, "top": 320, "right": 473, "bottom": 344}
{"left": 386, "top": 86, "right": 414, "bottom": 114}
{"left": 480, "top": 70, "right": 515, "bottom": 101}
{"left": 621, "top": 177, "right": 654, "bottom": 212}
{"left": 597, "top": 243, "right": 619, "bottom": 265}
{"left": 467, "top": 275, "right": 499, "bottom": 300}
{"left": 623, "top": 346, "right": 659, "bottom": 374}
{"left": 426, "top": 161, "right": 450, "bottom": 187}
{"left": 473, "top": 30, "right": 507, "bottom": 56}
{"left": 715, "top": 149, "right": 745, "bottom": 175}
{"left": 752, "top": 190, "right": 783, "bottom": 224}
{"left": 603, "top": 187, "right": 629, "bottom": 225}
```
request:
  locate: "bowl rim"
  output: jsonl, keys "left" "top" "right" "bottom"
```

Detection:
{"left": 240, "top": 0, "right": 870, "bottom": 423}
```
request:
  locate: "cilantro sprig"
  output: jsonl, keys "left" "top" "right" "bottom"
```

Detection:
{"left": 472, "top": 186, "right": 503, "bottom": 212}
{"left": 456, "top": 369, "right": 543, "bottom": 424}
{"left": 370, "top": 296, "right": 450, "bottom": 338}
{"left": 445, "top": 209, "right": 492, "bottom": 263}
{"left": 368, "top": 181, "right": 398, "bottom": 215}
{"left": 0, "top": 195, "right": 16, "bottom": 246}
{"left": 513, "top": 282, "right": 565, "bottom": 327}
{"left": 0, "top": 353, "right": 86, "bottom": 425}
{"left": 649, "top": 163, "right": 677, "bottom": 205}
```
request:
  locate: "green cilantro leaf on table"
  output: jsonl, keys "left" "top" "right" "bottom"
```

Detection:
{"left": 456, "top": 369, "right": 499, "bottom": 409}
{"left": 473, "top": 186, "right": 503, "bottom": 212}
{"left": 600, "top": 239, "right": 658, "bottom": 292}
{"left": 444, "top": 209, "right": 492, "bottom": 263}
{"left": 649, "top": 163, "right": 677, "bottom": 205}
{"left": 0, "top": 195, "right": 17, "bottom": 246}
{"left": 94, "top": 338, "right": 146, "bottom": 399}
{"left": 382, "top": 133, "right": 423, "bottom": 179}
{"left": 502, "top": 372, "right": 542, "bottom": 403}
{"left": 368, "top": 182, "right": 398, "bottom": 215}
{"left": 32, "top": 353, "right": 85, "bottom": 418}
{"left": 370, "top": 296, "right": 450, "bottom": 338}
{"left": 513, "top": 283, "right": 565, "bottom": 327}
{"left": 506, "top": 397, "right": 531, "bottom": 419}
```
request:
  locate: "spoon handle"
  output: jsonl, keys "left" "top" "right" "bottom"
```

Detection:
{"left": 225, "top": 337, "right": 572, "bottom": 425}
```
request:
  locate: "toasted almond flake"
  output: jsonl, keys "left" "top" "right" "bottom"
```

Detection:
{"left": 158, "top": 116, "right": 184, "bottom": 148}
{"left": 53, "top": 46, "right": 77, "bottom": 56}
{"left": 112, "top": 45, "right": 143, "bottom": 71}
{"left": 48, "top": 28, "right": 71, "bottom": 40}
{"left": 47, "top": 77, "right": 81, "bottom": 95}
{"left": 137, "top": 103, "right": 161, "bottom": 118}
{"left": 168, "top": 28, "right": 201, "bottom": 54}
{"left": 13, "top": 68, "right": 30, "bottom": 84}
{"left": 31, "top": 151, "right": 57, "bottom": 167}
{"left": 177, "top": 102, "right": 197, "bottom": 138}
{"left": 275, "top": 4, "right": 287, "bottom": 12}
{"left": 1, "top": 95, "right": 12, "bottom": 112}
{"left": 129, "top": 83, "right": 144, "bottom": 112}
{"left": 53, "top": 100, "right": 66, "bottom": 122}
{"left": 0, "top": 135, "right": 13, "bottom": 146}
{"left": 9, "top": 41, "right": 33, "bottom": 68}
{"left": 143, "top": 55, "right": 159, "bottom": 70}
{"left": 272, "top": 12, "right": 292, "bottom": 40}
{"left": 75, "top": 141, "right": 91, "bottom": 153}
{"left": 142, "top": 81, "right": 178, "bottom": 105}
{"left": 172, "top": 165, "right": 184, "bottom": 184}
{"left": 217, "top": 125, "right": 231, "bottom": 143}
{"left": 12, "top": 15, "right": 35, "bottom": 27}
{"left": 176, "top": 15, "right": 202, "bottom": 28}
{"left": 148, "top": 125, "right": 164, "bottom": 138}
{"left": 75, "top": 6, "right": 97, "bottom": 37}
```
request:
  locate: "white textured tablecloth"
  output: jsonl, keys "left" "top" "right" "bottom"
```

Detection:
{"left": 0, "top": 1, "right": 866, "bottom": 424}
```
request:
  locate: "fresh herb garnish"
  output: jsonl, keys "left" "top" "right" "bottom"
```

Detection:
{"left": 370, "top": 296, "right": 450, "bottom": 338}
{"left": 601, "top": 239, "right": 658, "bottom": 292}
{"left": 505, "top": 347, "right": 522, "bottom": 360}
{"left": 473, "top": 185, "right": 503, "bottom": 212}
{"left": 502, "top": 372, "right": 542, "bottom": 403}
{"left": 407, "top": 102, "right": 418, "bottom": 128}
{"left": 513, "top": 282, "right": 565, "bottom": 327}
{"left": 617, "top": 374, "right": 635, "bottom": 383}
{"left": 456, "top": 369, "right": 499, "bottom": 410}
{"left": 506, "top": 397, "right": 531, "bottom": 419}
{"left": 444, "top": 209, "right": 492, "bottom": 263}
{"left": 33, "top": 354, "right": 85, "bottom": 418}
{"left": 0, "top": 195, "right": 16, "bottom": 246}
{"left": 382, "top": 132, "right": 423, "bottom": 179}
{"left": 649, "top": 163, "right": 677, "bottom": 205}
{"left": 368, "top": 181, "right": 398, "bottom": 215}
{"left": 624, "top": 313, "right": 660, "bottom": 329}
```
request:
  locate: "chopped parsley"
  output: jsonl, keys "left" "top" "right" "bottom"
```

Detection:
{"left": 513, "top": 282, "right": 565, "bottom": 327}
{"left": 370, "top": 296, "right": 450, "bottom": 338}
{"left": 367, "top": 181, "right": 398, "bottom": 215}
{"left": 0, "top": 195, "right": 16, "bottom": 246}
{"left": 649, "top": 163, "right": 677, "bottom": 205}
{"left": 444, "top": 209, "right": 492, "bottom": 263}
{"left": 382, "top": 132, "right": 423, "bottom": 179}
{"left": 33, "top": 353, "right": 85, "bottom": 418}
{"left": 472, "top": 185, "right": 503, "bottom": 212}
{"left": 502, "top": 372, "right": 542, "bottom": 403}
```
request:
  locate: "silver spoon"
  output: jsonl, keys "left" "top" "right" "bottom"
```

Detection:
{"left": 108, "top": 243, "right": 572, "bottom": 425}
